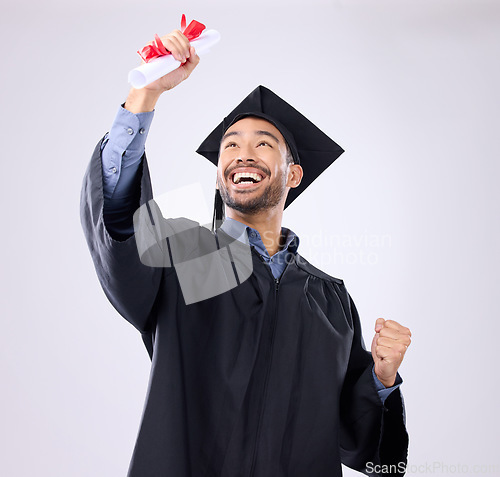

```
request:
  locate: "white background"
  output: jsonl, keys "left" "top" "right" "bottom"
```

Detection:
{"left": 1, "top": 1, "right": 499, "bottom": 475}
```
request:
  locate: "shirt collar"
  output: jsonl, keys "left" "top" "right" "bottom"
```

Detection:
{"left": 219, "top": 217, "right": 299, "bottom": 257}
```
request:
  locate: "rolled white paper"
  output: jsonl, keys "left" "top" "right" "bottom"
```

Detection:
{"left": 128, "top": 29, "right": 221, "bottom": 89}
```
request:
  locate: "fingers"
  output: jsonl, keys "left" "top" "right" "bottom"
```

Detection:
{"left": 374, "top": 343, "right": 403, "bottom": 363}
{"left": 379, "top": 327, "right": 411, "bottom": 346}
{"left": 159, "top": 29, "right": 191, "bottom": 62}
{"left": 375, "top": 319, "right": 411, "bottom": 341}
{"left": 374, "top": 318, "right": 412, "bottom": 349}
{"left": 375, "top": 336, "right": 409, "bottom": 356}
{"left": 373, "top": 336, "right": 407, "bottom": 372}
{"left": 382, "top": 319, "right": 412, "bottom": 337}
{"left": 373, "top": 319, "right": 411, "bottom": 360}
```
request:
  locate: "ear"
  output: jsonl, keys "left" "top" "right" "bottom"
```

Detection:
{"left": 286, "top": 164, "right": 303, "bottom": 189}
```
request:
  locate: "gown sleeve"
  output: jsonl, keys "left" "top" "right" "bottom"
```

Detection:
{"left": 339, "top": 291, "right": 409, "bottom": 476}
{"left": 80, "top": 138, "right": 164, "bottom": 338}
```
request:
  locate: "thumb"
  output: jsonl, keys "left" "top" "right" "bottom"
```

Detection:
{"left": 374, "top": 317, "right": 385, "bottom": 333}
{"left": 182, "top": 46, "right": 200, "bottom": 73}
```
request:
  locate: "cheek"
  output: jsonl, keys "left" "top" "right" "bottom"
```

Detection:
{"left": 271, "top": 159, "right": 288, "bottom": 180}
{"left": 217, "top": 153, "right": 234, "bottom": 174}
{"left": 216, "top": 168, "right": 224, "bottom": 183}
{"left": 217, "top": 162, "right": 232, "bottom": 184}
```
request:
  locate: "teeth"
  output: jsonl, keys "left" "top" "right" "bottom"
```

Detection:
{"left": 233, "top": 172, "right": 263, "bottom": 184}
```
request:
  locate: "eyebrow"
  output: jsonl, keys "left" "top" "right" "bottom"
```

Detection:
{"left": 221, "top": 130, "right": 281, "bottom": 145}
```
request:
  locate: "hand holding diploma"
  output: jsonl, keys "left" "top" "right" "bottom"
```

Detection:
{"left": 129, "top": 29, "right": 220, "bottom": 89}
{"left": 139, "top": 29, "right": 201, "bottom": 92}
{"left": 124, "top": 29, "right": 201, "bottom": 114}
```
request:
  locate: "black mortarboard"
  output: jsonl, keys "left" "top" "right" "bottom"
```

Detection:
{"left": 196, "top": 85, "right": 344, "bottom": 226}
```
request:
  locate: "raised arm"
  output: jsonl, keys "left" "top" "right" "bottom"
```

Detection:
{"left": 101, "top": 31, "right": 200, "bottom": 239}
{"left": 80, "top": 30, "right": 200, "bottom": 337}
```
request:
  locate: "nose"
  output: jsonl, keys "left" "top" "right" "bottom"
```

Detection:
{"left": 234, "top": 141, "right": 256, "bottom": 163}
{"left": 236, "top": 157, "right": 255, "bottom": 163}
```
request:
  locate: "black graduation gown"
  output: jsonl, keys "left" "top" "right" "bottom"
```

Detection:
{"left": 80, "top": 139, "right": 408, "bottom": 477}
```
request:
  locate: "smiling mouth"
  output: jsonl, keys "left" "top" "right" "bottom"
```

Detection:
{"left": 232, "top": 172, "right": 263, "bottom": 184}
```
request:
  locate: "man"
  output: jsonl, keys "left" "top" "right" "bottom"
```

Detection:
{"left": 81, "top": 29, "right": 411, "bottom": 476}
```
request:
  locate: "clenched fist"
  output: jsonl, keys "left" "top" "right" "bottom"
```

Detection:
{"left": 371, "top": 319, "right": 412, "bottom": 388}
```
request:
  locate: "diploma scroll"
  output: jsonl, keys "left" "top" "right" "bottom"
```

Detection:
{"left": 128, "top": 30, "right": 221, "bottom": 89}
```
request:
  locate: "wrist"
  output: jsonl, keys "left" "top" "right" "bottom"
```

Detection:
{"left": 378, "top": 375, "right": 396, "bottom": 388}
{"left": 124, "top": 88, "right": 162, "bottom": 114}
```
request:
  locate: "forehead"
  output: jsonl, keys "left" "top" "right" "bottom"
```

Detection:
{"left": 222, "top": 116, "right": 285, "bottom": 142}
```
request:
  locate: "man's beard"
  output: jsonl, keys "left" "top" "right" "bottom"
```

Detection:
{"left": 218, "top": 171, "right": 288, "bottom": 215}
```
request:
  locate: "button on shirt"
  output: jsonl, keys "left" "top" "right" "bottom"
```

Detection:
{"left": 101, "top": 105, "right": 154, "bottom": 201}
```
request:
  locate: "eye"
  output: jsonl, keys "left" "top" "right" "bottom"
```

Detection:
{"left": 257, "top": 141, "right": 271, "bottom": 147}
{"left": 224, "top": 142, "right": 238, "bottom": 149}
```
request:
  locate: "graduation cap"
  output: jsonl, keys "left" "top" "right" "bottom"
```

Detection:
{"left": 196, "top": 85, "right": 344, "bottom": 228}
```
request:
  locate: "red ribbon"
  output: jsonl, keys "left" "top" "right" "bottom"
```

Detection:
{"left": 137, "top": 14, "right": 206, "bottom": 63}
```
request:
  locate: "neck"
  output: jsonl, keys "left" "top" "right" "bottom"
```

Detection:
{"left": 226, "top": 206, "right": 284, "bottom": 256}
